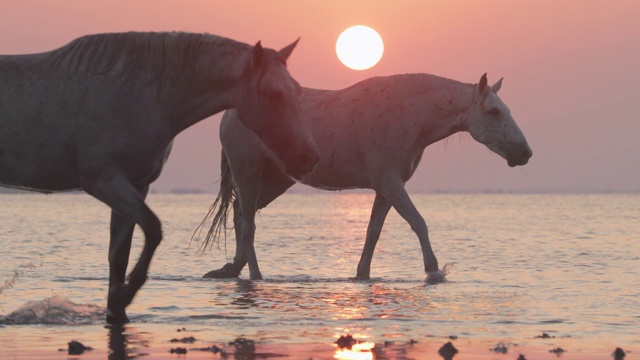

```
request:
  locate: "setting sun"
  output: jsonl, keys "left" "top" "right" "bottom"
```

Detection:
{"left": 336, "top": 25, "right": 384, "bottom": 70}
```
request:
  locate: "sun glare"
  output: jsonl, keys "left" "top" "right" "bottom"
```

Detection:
{"left": 336, "top": 25, "right": 384, "bottom": 70}
{"left": 334, "top": 341, "right": 376, "bottom": 360}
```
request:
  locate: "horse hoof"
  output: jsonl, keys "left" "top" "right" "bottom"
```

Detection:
{"left": 108, "top": 284, "right": 134, "bottom": 323}
{"left": 426, "top": 270, "right": 447, "bottom": 284}
{"left": 354, "top": 273, "right": 371, "bottom": 281}
{"left": 203, "top": 263, "right": 240, "bottom": 278}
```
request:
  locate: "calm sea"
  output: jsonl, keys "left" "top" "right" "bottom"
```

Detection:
{"left": 0, "top": 193, "right": 638, "bottom": 357}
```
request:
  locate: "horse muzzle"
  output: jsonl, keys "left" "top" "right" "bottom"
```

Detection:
{"left": 507, "top": 146, "right": 533, "bottom": 167}
{"left": 284, "top": 146, "right": 320, "bottom": 180}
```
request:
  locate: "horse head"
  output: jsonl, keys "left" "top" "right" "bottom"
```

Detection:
{"left": 468, "top": 73, "right": 532, "bottom": 167}
{"left": 235, "top": 39, "right": 319, "bottom": 179}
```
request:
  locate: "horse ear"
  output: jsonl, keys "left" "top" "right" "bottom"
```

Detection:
{"left": 252, "top": 41, "right": 264, "bottom": 67}
{"left": 477, "top": 73, "right": 488, "bottom": 94}
{"left": 278, "top": 38, "right": 300, "bottom": 61}
{"left": 492, "top": 77, "right": 503, "bottom": 93}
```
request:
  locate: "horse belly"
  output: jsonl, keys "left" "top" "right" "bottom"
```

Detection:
{"left": 0, "top": 162, "right": 81, "bottom": 192}
{"left": 303, "top": 175, "right": 371, "bottom": 191}
{"left": 0, "top": 136, "right": 81, "bottom": 192}
{"left": 300, "top": 158, "right": 372, "bottom": 190}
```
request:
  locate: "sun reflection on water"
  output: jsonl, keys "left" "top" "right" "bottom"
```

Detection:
{"left": 334, "top": 341, "right": 376, "bottom": 360}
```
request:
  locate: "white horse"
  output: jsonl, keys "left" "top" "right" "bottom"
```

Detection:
{"left": 0, "top": 32, "right": 319, "bottom": 323}
{"left": 199, "top": 73, "right": 532, "bottom": 281}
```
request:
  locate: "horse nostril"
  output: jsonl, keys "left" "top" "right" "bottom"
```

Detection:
{"left": 523, "top": 148, "right": 533, "bottom": 159}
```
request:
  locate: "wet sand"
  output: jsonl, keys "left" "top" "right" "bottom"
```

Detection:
{"left": 4, "top": 343, "right": 628, "bottom": 360}
{"left": 1, "top": 327, "right": 631, "bottom": 360}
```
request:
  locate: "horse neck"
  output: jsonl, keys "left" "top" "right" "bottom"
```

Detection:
{"left": 414, "top": 81, "right": 474, "bottom": 150}
{"left": 46, "top": 32, "right": 251, "bottom": 138}
{"left": 158, "top": 38, "right": 251, "bottom": 136}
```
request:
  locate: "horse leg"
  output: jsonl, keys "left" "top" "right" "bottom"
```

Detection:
{"left": 106, "top": 211, "right": 134, "bottom": 323}
{"left": 236, "top": 193, "right": 262, "bottom": 280}
{"left": 205, "top": 181, "right": 295, "bottom": 279}
{"left": 106, "top": 185, "right": 149, "bottom": 323}
{"left": 239, "top": 163, "right": 296, "bottom": 279}
{"left": 230, "top": 198, "right": 249, "bottom": 271}
{"left": 356, "top": 192, "right": 392, "bottom": 279}
{"left": 376, "top": 177, "right": 439, "bottom": 274}
{"left": 203, "top": 199, "right": 247, "bottom": 278}
{"left": 223, "top": 159, "right": 295, "bottom": 280}
{"left": 84, "top": 168, "right": 161, "bottom": 323}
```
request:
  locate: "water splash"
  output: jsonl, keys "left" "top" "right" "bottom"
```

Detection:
{"left": 0, "top": 263, "right": 36, "bottom": 296}
{"left": 0, "top": 295, "right": 105, "bottom": 325}
{"left": 0, "top": 271, "right": 20, "bottom": 296}
{"left": 426, "top": 263, "right": 454, "bottom": 284}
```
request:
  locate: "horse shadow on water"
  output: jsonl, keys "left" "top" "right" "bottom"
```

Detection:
{"left": 198, "top": 73, "right": 532, "bottom": 283}
{"left": 0, "top": 31, "right": 320, "bottom": 324}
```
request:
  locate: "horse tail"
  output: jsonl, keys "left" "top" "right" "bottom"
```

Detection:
{"left": 192, "top": 148, "right": 236, "bottom": 252}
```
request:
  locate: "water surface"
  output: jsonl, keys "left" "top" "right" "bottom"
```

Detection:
{"left": 1, "top": 193, "right": 638, "bottom": 357}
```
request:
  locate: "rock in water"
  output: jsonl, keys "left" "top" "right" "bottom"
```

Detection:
{"left": 438, "top": 341, "right": 458, "bottom": 360}
{"left": 68, "top": 340, "right": 92, "bottom": 355}
{"left": 612, "top": 347, "right": 626, "bottom": 360}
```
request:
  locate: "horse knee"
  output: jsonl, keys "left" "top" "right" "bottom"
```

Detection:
{"left": 128, "top": 272, "right": 148, "bottom": 289}
{"left": 142, "top": 215, "right": 163, "bottom": 248}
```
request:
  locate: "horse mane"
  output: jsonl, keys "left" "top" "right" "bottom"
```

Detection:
{"left": 49, "top": 32, "right": 249, "bottom": 87}
{"left": 361, "top": 73, "right": 467, "bottom": 92}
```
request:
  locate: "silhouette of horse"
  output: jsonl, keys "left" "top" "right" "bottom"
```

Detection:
{"left": 0, "top": 31, "right": 319, "bottom": 323}
{"left": 199, "top": 73, "right": 532, "bottom": 281}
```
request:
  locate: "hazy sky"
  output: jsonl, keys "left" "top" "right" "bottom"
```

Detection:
{"left": 2, "top": 1, "right": 638, "bottom": 193}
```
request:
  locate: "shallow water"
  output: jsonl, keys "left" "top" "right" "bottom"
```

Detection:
{"left": 0, "top": 193, "right": 638, "bottom": 357}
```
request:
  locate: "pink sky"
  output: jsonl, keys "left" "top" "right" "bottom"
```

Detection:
{"left": 2, "top": 1, "right": 639, "bottom": 192}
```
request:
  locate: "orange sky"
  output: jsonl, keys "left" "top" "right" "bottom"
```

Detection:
{"left": 2, "top": 0, "right": 639, "bottom": 192}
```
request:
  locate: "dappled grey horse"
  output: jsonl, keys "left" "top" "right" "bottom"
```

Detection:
{"left": 199, "top": 73, "right": 532, "bottom": 281}
{"left": 0, "top": 31, "right": 319, "bottom": 323}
